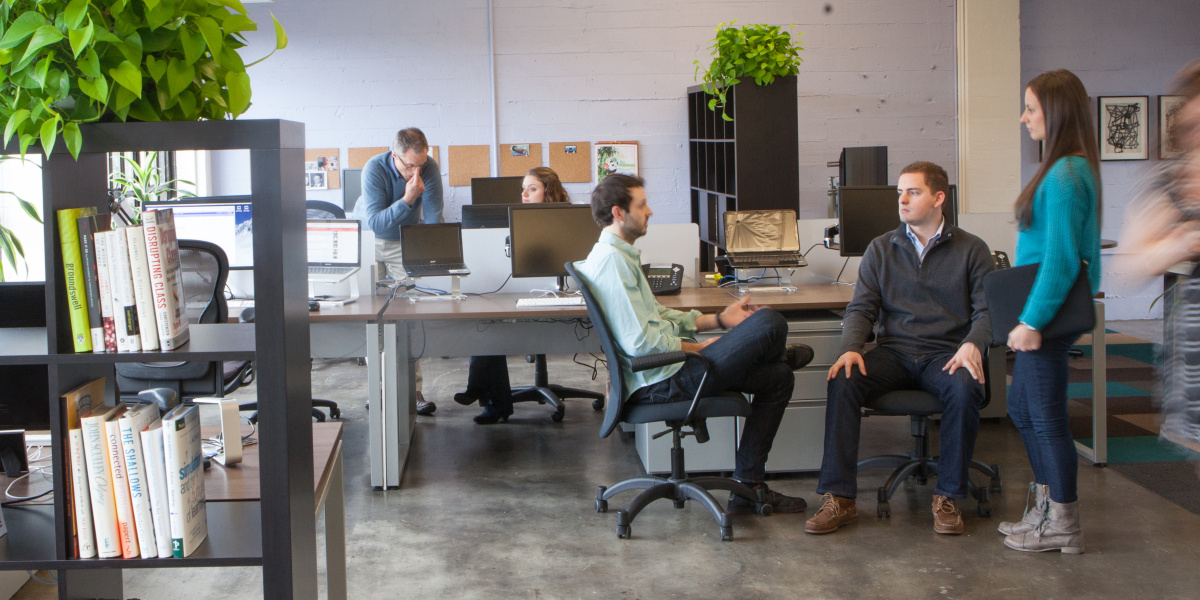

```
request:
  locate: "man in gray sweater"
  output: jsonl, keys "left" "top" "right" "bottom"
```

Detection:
{"left": 805, "top": 161, "right": 995, "bottom": 536}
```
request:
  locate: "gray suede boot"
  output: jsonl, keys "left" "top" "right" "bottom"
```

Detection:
{"left": 1003, "top": 498, "right": 1084, "bottom": 554}
{"left": 998, "top": 482, "right": 1048, "bottom": 536}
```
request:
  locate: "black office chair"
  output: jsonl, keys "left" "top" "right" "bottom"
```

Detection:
{"left": 306, "top": 200, "right": 346, "bottom": 219}
{"left": 510, "top": 354, "right": 606, "bottom": 421}
{"left": 566, "top": 263, "right": 768, "bottom": 541}
{"left": 234, "top": 305, "right": 341, "bottom": 422}
{"left": 856, "top": 352, "right": 1003, "bottom": 518}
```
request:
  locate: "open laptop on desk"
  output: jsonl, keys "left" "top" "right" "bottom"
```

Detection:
{"left": 722, "top": 209, "right": 808, "bottom": 269}
{"left": 399, "top": 223, "right": 471, "bottom": 277}
{"left": 308, "top": 219, "right": 361, "bottom": 284}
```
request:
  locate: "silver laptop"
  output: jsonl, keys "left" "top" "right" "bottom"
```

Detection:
{"left": 723, "top": 210, "right": 808, "bottom": 268}
{"left": 399, "top": 223, "right": 470, "bottom": 277}
{"left": 307, "top": 219, "right": 362, "bottom": 284}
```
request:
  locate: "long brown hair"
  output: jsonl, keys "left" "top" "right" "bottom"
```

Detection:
{"left": 1014, "top": 69, "right": 1101, "bottom": 228}
{"left": 527, "top": 167, "right": 569, "bottom": 203}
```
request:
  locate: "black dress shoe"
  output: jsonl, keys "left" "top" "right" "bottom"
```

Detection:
{"left": 416, "top": 391, "right": 436, "bottom": 416}
{"left": 454, "top": 389, "right": 484, "bottom": 406}
{"left": 785, "top": 344, "right": 815, "bottom": 370}
{"left": 473, "top": 406, "right": 511, "bottom": 424}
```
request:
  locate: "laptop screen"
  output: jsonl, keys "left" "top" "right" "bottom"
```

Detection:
{"left": 723, "top": 210, "right": 800, "bottom": 252}
{"left": 400, "top": 223, "right": 465, "bottom": 267}
{"left": 307, "top": 219, "right": 361, "bottom": 267}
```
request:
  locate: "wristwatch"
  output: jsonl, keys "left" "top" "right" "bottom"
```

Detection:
{"left": 715, "top": 312, "right": 727, "bottom": 329}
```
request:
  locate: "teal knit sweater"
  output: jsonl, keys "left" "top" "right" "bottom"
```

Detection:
{"left": 1015, "top": 155, "right": 1102, "bottom": 331}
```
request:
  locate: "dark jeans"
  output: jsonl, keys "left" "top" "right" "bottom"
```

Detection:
{"left": 629, "top": 309, "right": 794, "bottom": 483}
{"left": 467, "top": 355, "right": 513, "bottom": 415}
{"left": 1008, "top": 335, "right": 1079, "bottom": 504}
{"left": 816, "top": 345, "right": 983, "bottom": 500}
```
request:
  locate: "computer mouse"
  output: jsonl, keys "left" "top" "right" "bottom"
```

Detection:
{"left": 309, "top": 300, "right": 320, "bottom": 311}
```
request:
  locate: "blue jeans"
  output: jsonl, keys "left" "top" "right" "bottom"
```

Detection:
{"left": 816, "top": 345, "right": 983, "bottom": 499}
{"left": 1008, "top": 335, "right": 1079, "bottom": 504}
{"left": 629, "top": 309, "right": 795, "bottom": 483}
{"left": 467, "top": 355, "right": 513, "bottom": 415}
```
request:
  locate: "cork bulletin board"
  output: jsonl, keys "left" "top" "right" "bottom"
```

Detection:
{"left": 305, "top": 148, "right": 341, "bottom": 189}
{"left": 448, "top": 145, "right": 491, "bottom": 186}
{"left": 549, "top": 142, "right": 591, "bottom": 183}
{"left": 499, "top": 143, "right": 543, "bottom": 177}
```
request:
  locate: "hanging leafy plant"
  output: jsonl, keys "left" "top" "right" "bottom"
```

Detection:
{"left": 0, "top": 0, "right": 288, "bottom": 160}
{"left": 694, "top": 21, "right": 803, "bottom": 121}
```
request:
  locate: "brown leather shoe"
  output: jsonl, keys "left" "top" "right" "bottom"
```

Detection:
{"left": 804, "top": 493, "right": 857, "bottom": 535}
{"left": 932, "top": 495, "right": 964, "bottom": 535}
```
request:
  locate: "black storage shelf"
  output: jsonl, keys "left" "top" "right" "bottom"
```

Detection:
{"left": 687, "top": 77, "right": 799, "bottom": 271}
{"left": 1, "top": 119, "right": 319, "bottom": 599}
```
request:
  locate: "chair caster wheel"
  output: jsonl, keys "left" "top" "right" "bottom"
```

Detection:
{"left": 978, "top": 501, "right": 992, "bottom": 518}
{"left": 674, "top": 499, "right": 686, "bottom": 509}
{"left": 617, "top": 525, "right": 631, "bottom": 539}
{"left": 330, "top": 408, "right": 341, "bottom": 419}
{"left": 756, "top": 503, "right": 773, "bottom": 516}
{"left": 596, "top": 499, "right": 608, "bottom": 513}
{"left": 720, "top": 526, "right": 733, "bottom": 541}
{"left": 592, "top": 399, "right": 604, "bottom": 411}
{"left": 551, "top": 409, "right": 565, "bottom": 422}
{"left": 877, "top": 501, "right": 891, "bottom": 518}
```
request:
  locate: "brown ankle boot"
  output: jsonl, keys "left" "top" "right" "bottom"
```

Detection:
{"left": 932, "top": 495, "right": 964, "bottom": 535}
{"left": 998, "top": 483, "right": 1048, "bottom": 536}
{"left": 1004, "top": 499, "right": 1084, "bottom": 554}
{"left": 804, "top": 493, "right": 857, "bottom": 535}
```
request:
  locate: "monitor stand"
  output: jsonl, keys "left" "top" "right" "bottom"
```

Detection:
{"left": 407, "top": 275, "right": 467, "bottom": 302}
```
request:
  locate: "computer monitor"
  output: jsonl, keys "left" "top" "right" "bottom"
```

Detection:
{"left": 837, "top": 184, "right": 959, "bottom": 257}
{"left": 508, "top": 205, "right": 599, "bottom": 289}
{"left": 462, "top": 203, "right": 522, "bottom": 229}
{"left": 342, "top": 168, "right": 362, "bottom": 214}
{"left": 839, "top": 146, "right": 888, "bottom": 187}
{"left": 471, "top": 176, "right": 524, "bottom": 205}
{"left": 143, "top": 196, "right": 253, "bottom": 269}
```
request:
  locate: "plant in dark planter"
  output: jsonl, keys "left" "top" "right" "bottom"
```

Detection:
{"left": 693, "top": 21, "right": 803, "bottom": 121}
{"left": 0, "top": 0, "right": 288, "bottom": 159}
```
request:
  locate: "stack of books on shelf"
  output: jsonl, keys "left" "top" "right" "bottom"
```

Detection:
{"left": 63, "top": 378, "right": 208, "bottom": 559}
{"left": 57, "top": 207, "right": 190, "bottom": 354}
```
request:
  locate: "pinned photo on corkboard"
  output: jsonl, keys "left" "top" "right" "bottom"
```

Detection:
{"left": 305, "top": 170, "right": 327, "bottom": 190}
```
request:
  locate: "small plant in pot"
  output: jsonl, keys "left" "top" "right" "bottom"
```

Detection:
{"left": 108, "top": 150, "right": 194, "bottom": 225}
{"left": 694, "top": 21, "right": 804, "bottom": 121}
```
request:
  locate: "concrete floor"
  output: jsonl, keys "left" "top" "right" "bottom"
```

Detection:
{"left": 15, "top": 320, "right": 1200, "bottom": 599}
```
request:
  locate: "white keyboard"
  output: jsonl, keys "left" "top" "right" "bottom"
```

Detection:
{"left": 515, "top": 296, "right": 585, "bottom": 307}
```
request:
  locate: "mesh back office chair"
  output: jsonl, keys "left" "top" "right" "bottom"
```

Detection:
{"left": 856, "top": 354, "right": 1003, "bottom": 518}
{"left": 306, "top": 200, "right": 346, "bottom": 219}
{"left": 567, "top": 263, "right": 768, "bottom": 541}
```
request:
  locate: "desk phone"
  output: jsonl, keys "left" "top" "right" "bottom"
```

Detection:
{"left": 642, "top": 263, "right": 684, "bottom": 296}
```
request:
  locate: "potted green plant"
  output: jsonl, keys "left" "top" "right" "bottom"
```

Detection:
{"left": 109, "top": 150, "right": 194, "bottom": 224}
{"left": 0, "top": 0, "right": 288, "bottom": 159}
{"left": 694, "top": 21, "right": 804, "bottom": 121}
{"left": 0, "top": 155, "right": 41, "bottom": 280}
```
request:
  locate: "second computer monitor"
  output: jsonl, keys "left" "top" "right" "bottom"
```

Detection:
{"left": 837, "top": 184, "right": 958, "bottom": 257}
{"left": 509, "top": 205, "right": 599, "bottom": 280}
{"left": 143, "top": 196, "right": 253, "bottom": 268}
{"left": 462, "top": 203, "right": 522, "bottom": 229}
{"left": 471, "top": 176, "right": 524, "bottom": 205}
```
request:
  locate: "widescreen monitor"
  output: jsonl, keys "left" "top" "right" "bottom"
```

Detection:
{"left": 343, "top": 168, "right": 362, "bottom": 214}
{"left": 471, "top": 176, "right": 524, "bottom": 205}
{"left": 144, "top": 196, "right": 253, "bottom": 269}
{"left": 508, "top": 205, "right": 599, "bottom": 282}
{"left": 837, "top": 184, "right": 958, "bottom": 257}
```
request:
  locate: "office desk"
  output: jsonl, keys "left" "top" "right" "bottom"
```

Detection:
{"left": 369, "top": 285, "right": 855, "bottom": 488}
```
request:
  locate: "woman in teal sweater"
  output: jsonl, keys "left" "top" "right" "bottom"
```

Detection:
{"left": 1001, "top": 69, "right": 1101, "bottom": 555}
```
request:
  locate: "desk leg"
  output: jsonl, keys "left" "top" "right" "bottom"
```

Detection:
{"left": 1075, "top": 301, "right": 1107, "bottom": 465}
{"left": 388, "top": 322, "right": 414, "bottom": 488}
{"left": 325, "top": 442, "right": 346, "bottom": 600}
{"left": 367, "top": 323, "right": 386, "bottom": 488}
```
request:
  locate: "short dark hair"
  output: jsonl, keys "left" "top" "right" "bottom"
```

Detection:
{"left": 391, "top": 128, "right": 428, "bottom": 155}
{"left": 899, "top": 161, "right": 949, "bottom": 197}
{"left": 591, "top": 174, "right": 645, "bottom": 227}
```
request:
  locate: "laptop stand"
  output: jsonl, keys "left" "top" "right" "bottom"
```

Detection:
{"left": 407, "top": 275, "right": 467, "bottom": 302}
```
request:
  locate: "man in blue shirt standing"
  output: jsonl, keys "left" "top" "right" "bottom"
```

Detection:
{"left": 574, "top": 174, "right": 815, "bottom": 515}
{"left": 355, "top": 127, "right": 444, "bottom": 415}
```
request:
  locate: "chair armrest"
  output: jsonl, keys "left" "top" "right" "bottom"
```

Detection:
{"left": 630, "top": 350, "right": 688, "bottom": 372}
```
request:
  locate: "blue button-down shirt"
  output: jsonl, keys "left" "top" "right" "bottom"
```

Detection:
{"left": 353, "top": 150, "right": 443, "bottom": 240}
{"left": 905, "top": 218, "right": 944, "bottom": 263}
{"left": 574, "top": 231, "right": 703, "bottom": 400}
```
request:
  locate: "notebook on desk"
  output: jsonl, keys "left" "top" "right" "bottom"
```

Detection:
{"left": 308, "top": 219, "right": 361, "bottom": 284}
{"left": 399, "top": 223, "right": 471, "bottom": 277}
{"left": 722, "top": 210, "right": 808, "bottom": 268}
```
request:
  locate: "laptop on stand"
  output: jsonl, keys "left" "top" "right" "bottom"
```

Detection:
{"left": 307, "top": 219, "right": 362, "bottom": 305}
{"left": 399, "top": 223, "right": 470, "bottom": 301}
{"left": 722, "top": 209, "right": 806, "bottom": 292}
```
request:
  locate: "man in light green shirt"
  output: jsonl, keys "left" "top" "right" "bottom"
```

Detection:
{"left": 574, "top": 174, "right": 815, "bottom": 515}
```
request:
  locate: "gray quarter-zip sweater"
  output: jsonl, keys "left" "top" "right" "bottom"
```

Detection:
{"left": 841, "top": 223, "right": 995, "bottom": 356}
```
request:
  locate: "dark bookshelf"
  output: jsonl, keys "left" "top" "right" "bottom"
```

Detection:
{"left": 687, "top": 76, "right": 800, "bottom": 270}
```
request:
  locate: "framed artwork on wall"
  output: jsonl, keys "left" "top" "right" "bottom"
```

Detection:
{"left": 1159, "top": 95, "right": 1188, "bottom": 160}
{"left": 1098, "top": 95, "right": 1149, "bottom": 160}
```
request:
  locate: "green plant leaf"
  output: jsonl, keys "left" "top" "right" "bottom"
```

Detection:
{"left": 108, "top": 60, "right": 142, "bottom": 97}
{"left": 39, "top": 115, "right": 59, "bottom": 157}
{"left": 112, "top": 85, "right": 137, "bottom": 112}
{"left": 217, "top": 45, "right": 244, "bottom": 71}
{"left": 118, "top": 32, "right": 143, "bottom": 65}
{"left": 64, "top": 0, "right": 88, "bottom": 29}
{"left": 78, "top": 76, "right": 109, "bottom": 103}
{"left": 3, "top": 109, "right": 29, "bottom": 148}
{"left": 177, "top": 90, "right": 197, "bottom": 117}
{"left": 196, "top": 17, "right": 223, "bottom": 57}
{"left": 181, "top": 27, "right": 205, "bottom": 64}
{"left": 145, "top": 55, "right": 167, "bottom": 82}
{"left": 226, "top": 70, "right": 250, "bottom": 115}
{"left": 62, "top": 121, "right": 80, "bottom": 158}
{"left": 273, "top": 12, "right": 288, "bottom": 49}
{"left": 0, "top": 11, "right": 47, "bottom": 50}
{"left": 78, "top": 46, "right": 100, "bottom": 78}
{"left": 31, "top": 56, "right": 50, "bottom": 89}
{"left": 144, "top": 0, "right": 162, "bottom": 11}
{"left": 18, "top": 133, "right": 34, "bottom": 156}
{"left": 222, "top": 14, "right": 257, "bottom": 34}
{"left": 127, "top": 98, "right": 159, "bottom": 122}
{"left": 25, "top": 25, "right": 65, "bottom": 57}
{"left": 166, "top": 57, "right": 192, "bottom": 97}
{"left": 92, "top": 27, "right": 122, "bottom": 45}
{"left": 146, "top": 3, "right": 174, "bottom": 30}
{"left": 46, "top": 69, "right": 69, "bottom": 99}
{"left": 68, "top": 21, "right": 92, "bottom": 58}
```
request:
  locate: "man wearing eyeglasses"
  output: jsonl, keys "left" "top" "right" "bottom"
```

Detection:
{"left": 356, "top": 127, "right": 444, "bottom": 415}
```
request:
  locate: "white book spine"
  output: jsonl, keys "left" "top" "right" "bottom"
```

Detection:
{"left": 125, "top": 226, "right": 161, "bottom": 352}
{"left": 119, "top": 407, "right": 161, "bottom": 558}
{"left": 81, "top": 415, "right": 121, "bottom": 558}
{"left": 106, "top": 230, "right": 142, "bottom": 353}
{"left": 140, "top": 425, "right": 175, "bottom": 558}
{"left": 68, "top": 429, "right": 97, "bottom": 559}
{"left": 143, "top": 209, "right": 190, "bottom": 350}
{"left": 93, "top": 230, "right": 116, "bottom": 353}
{"left": 163, "top": 405, "right": 206, "bottom": 557}
{"left": 105, "top": 417, "right": 140, "bottom": 558}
